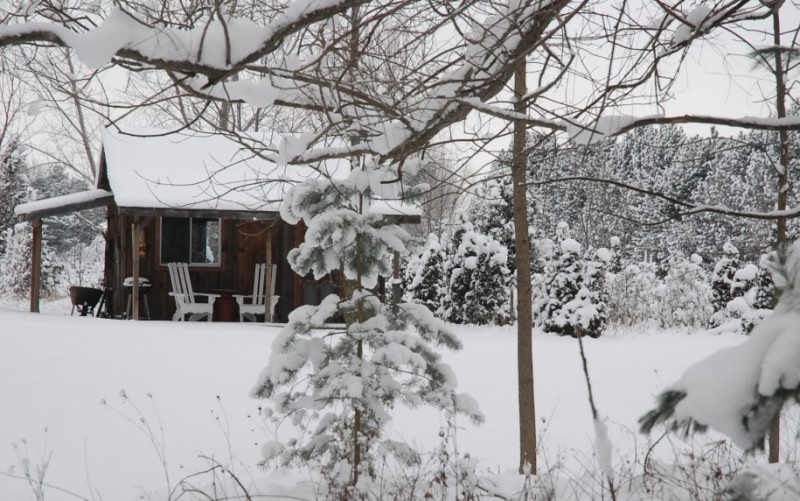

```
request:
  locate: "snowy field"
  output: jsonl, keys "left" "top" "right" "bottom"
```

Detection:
{"left": 0, "top": 302, "right": 792, "bottom": 500}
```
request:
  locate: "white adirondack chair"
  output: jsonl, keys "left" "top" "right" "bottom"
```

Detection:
{"left": 236, "top": 263, "right": 279, "bottom": 322}
{"left": 167, "top": 262, "right": 218, "bottom": 321}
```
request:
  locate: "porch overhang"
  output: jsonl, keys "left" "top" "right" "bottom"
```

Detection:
{"left": 116, "top": 206, "right": 281, "bottom": 220}
{"left": 14, "top": 189, "right": 114, "bottom": 222}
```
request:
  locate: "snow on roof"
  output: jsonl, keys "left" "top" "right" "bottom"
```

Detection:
{"left": 14, "top": 188, "right": 113, "bottom": 221}
{"left": 102, "top": 127, "right": 348, "bottom": 213}
{"left": 102, "top": 127, "right": 420, "bottom": 218}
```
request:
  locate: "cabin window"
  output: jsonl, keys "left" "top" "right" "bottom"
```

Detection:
{"left": 160, "top": 217, "right": 221, "bottom": 266}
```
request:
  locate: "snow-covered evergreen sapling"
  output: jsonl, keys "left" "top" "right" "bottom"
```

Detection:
{"left": 608, "top": 236, "right": 623, "bottom": 274}
{"left": 640, "top": 239, "right": 800, "bottom": 452}
{"left": 536, "top": 235, "right": 606, "bottom": 338}
{"left": 0, "top": 223, "right": 65, "bottom": 299}
{"left": 752, "top": 253, "right": 777, "bottom": 310}
{"left": 251, "top": 161, "right": 482, "bottom": 496}
{"left": 710, "top": 254, "right": 775, "bottom": 335}
{"left": 710, "top": 241, "right": 740, "bottom": 324}
{"left": 406, "top": 233, "right": 446, "bottom": 314}
{"left": 0, "top": 138, "right": 29, "bottom": 253}
{"left": 468, "top": 173, "right": 517, "bottom": 276}
{"left": 441, "top": 222, "right": 511, "bottom": 325}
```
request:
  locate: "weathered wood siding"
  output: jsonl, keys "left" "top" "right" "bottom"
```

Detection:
{"left": 104, "top": 206, "right": 339, "bottom": 321}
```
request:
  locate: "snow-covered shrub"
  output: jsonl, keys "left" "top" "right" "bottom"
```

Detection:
{"left": 406, "top": 233, "right": 446, "bottom": 314}
{"left": 0, "top": 138, "right": 28, "bottom": 253}
{"left": 710, "top": 242, "right": 740, "bottom": 323}
{"left": 468, "top": 173, "right": 517, "bottom": 276}
{"left": 710, "top": 259, "right": 774, "bottom": 335}
{"left": 605, "top": 262, "right": 659, "bottom": 327}
{"left": 441, "top": 223, "right": 511, "bottom": 325}
{"left": 641, "top": 238, "right": 800, "bottom": 452}
{"left": 0, "top": 223, "right": 65, "bottom": 300}
{"left": 535, "top": 236, "right": 606, "bottom": 338}
{"left": 251, "top": 161, "right": 482, "bottom": 497}
{"left": 752, "top": 253, "right": 777, "bottom": 310}
{"left": 608, "top": 236, "right": 623, "bottom": 273}
{"left": 62, "top": 233, "right": 106, "bottom": 288}
{"left": 658, "top": 253, "right": 713, "bottom": 329}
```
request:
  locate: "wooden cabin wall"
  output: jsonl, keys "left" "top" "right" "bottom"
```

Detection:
{"left": 104, "top": 214, "right": 305, "bottom": 321}
{"left": 104, "top": 211, "right": 345, "bottom": 321}
{"left": 234, "top": 219, "right": 296, "bottom": 322}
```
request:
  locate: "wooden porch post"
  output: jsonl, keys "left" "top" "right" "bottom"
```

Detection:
{"left": 131, "top": 218, "right": 140, "bottom": 320}
{"left": 392, "top": 252, "right": 401, "bottom": 314}
{"left": 30, "top": 219, "right": 42, "bottom": 313}
{"left": 265, "top": 226, "right": 273, "bottom": 322}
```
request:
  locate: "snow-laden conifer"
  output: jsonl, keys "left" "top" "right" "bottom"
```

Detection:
{"left": 0, "top": 138, "right": 29, "bottom": 253}
{"left": 641, "top": 239, "right": 800, "bottom": 451}
{"left": 0, "top": 223, "right": 65, "bottom": 299}
{"left": 710, "top": 241, "right": 740, "bottom": 319}
{"left": 535, "top": 231, "right": 607, "bottom": 338}
{"left": 406, "top": 233, "right": 446, "bottom": 314}
{"left": 251, "top": 161, "right": 482, "bottom": 496}
{"left": 441, "top": 222, "right": 511, "bottom": 325}
{"left": 710, "top": 253, "right": 775, "bottom": 335}
{"left": 468, "top": 173, "right": 517, "bottom": 276}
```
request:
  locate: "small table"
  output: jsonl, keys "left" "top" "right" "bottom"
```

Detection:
{"left": 212, "top": 289, "right": 240, "bottom": 322}
{"left": 124, "top": 277, "right": 151, "bottom": 320}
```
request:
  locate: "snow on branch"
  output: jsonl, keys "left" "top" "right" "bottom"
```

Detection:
{"left": 529, "top": 175, "right": 800, "bottom": 222}
{"left": 0, "top": 0, "right": 367, "bottom": 82}
{"left": 640, "top": 240, "right": 800, "bottom": 451}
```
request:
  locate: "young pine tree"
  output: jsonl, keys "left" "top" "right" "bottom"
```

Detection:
{"left": 0, "top": 223, "right": 65, "bottom": 299}
{"left": 406, "top": 233, "right": 446, "bottom": 314}
{"left": 711, "top": 241, "right": 741, "bottom": 317}
{"left": 251, "top": 161, "right": 482, "bottom": 497}
{"left": 537, "top": 236, "right": 606, "bottom": 338}
{"left": 0, "top": 138, "right": 28, "bottom": 252}
{"left": 442, "top": 223, "right": 511, "bottom": 325}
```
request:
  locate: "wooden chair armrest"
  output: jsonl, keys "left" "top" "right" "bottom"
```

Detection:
{"left": 235, "top": 294, "right": 260, "bottom": 305}
{"left": 169, "top": 292, "right": 219, "bottom": 302}
{"left": 235, "top": 294, "right": 280, "bottom": 306}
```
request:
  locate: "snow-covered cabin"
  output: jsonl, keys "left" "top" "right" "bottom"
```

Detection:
{"left": 14, "top": 128, "right": 419, "bottom": 320}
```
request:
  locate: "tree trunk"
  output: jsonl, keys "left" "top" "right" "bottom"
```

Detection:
{"left": 769, "top": 6, "right": 789, "bottom": 464}
{"left": 513, "top": 57, "right": 537, "bottom": 474}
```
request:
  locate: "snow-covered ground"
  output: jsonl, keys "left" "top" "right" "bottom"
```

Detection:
{"left": 0, "top": 302, "right": 791, "bottom": 500}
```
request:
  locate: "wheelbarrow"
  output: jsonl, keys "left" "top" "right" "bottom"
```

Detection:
{"left": 69, "top": 286, "right": 104, "bottom": 316}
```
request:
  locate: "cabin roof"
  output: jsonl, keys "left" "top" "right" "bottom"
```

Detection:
{"left": 15, "top": 127, "right": 421, "bottom": 223}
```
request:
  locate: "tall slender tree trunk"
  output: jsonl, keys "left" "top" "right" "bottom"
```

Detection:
{"left": 349, "top": 7, "right": 364, "bottom": 484}
{"left": 769, "top": 6, "right": 789, "bottom": 464}
{"left": 512, "top": 57, "right": 537, "bottom": 474}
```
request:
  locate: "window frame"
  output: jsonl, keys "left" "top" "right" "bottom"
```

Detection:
{"left": 159, "top": 216, "right": 223, "bottom": 267}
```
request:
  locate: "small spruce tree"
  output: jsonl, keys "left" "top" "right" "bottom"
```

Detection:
{"left": 406, "top": 233, "right": 446, "bottom": 314}
{"left": 442, "top": 223, "right": 511, "bottom": 325}
{"left": 251, "top": 161, "right": 482, "bottom": 497}
{"left": 710, "top": 241, "right": 740, "bottom": 317}
{"left": 0, "top": 138, "right": 28, "bottom": 253}
{"left": 537, "top": 237, "right": 606, "bottom": 338}
{"left": 0, "top": 223, "right": 65, "bottom": 299}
